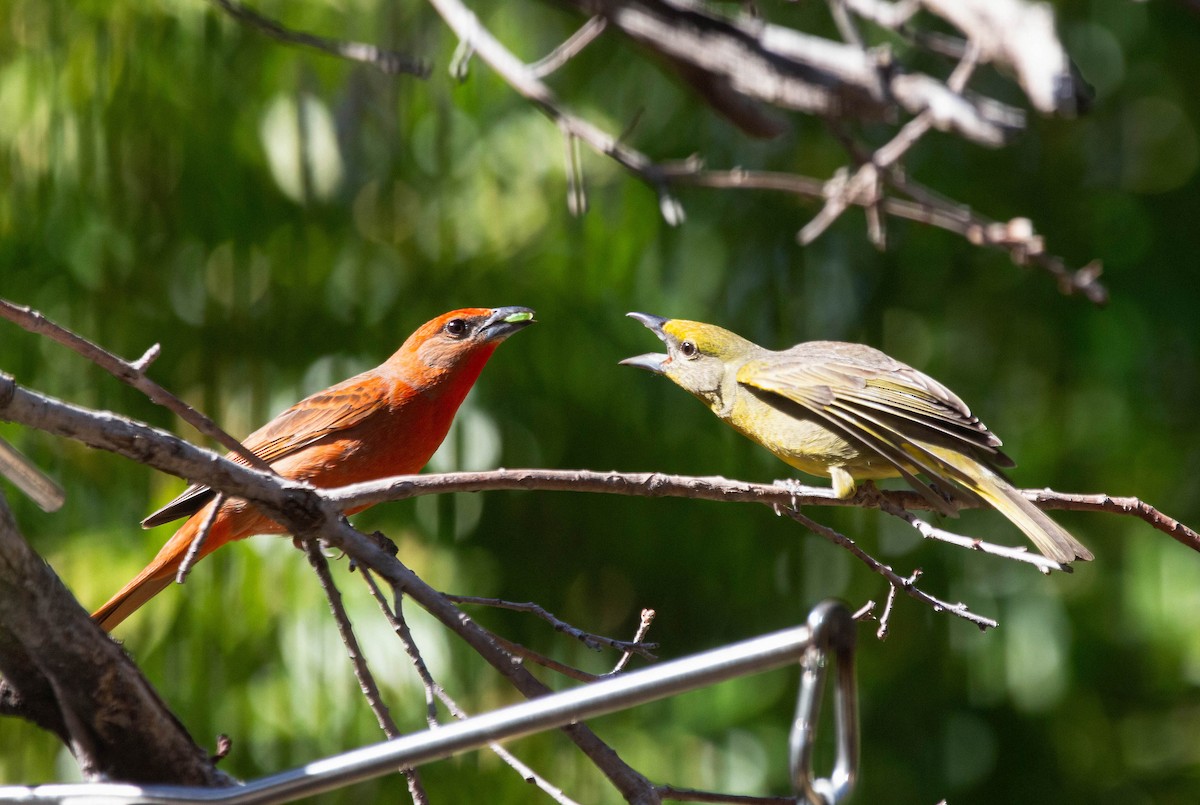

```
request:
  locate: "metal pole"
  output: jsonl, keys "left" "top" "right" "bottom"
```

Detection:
{"left": 0, "top": 608, "right": 852, "bottom": 805}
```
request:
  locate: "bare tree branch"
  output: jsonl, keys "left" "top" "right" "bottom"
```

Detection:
{"left": 778, "top": 506, "right": 999, "bottom": 631}
{"left": 198, "top": 0, "right": 1107, "bottom": 301}
{"left": 10, "top": 368, "right": 1198, "bottom": 636}
{"left": 0, "top": 493, "right": 231, "bottom": 785}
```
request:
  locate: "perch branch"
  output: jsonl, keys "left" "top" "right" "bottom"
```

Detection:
{"left": 320, "top": 469, "right": 1197, "bottom": 553}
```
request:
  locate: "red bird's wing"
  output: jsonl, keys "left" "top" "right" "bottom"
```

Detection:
{"left": 142, "top": 372, "right": 392, "bottom": 528}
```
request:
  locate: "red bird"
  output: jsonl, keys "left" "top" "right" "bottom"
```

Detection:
{"left": 93, "top": 306, "right": 535, "bottom": 631}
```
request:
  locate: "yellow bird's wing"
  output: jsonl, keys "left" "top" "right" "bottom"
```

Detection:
{"left": 737, "top": 344, "right": 1011, "bottom": 513}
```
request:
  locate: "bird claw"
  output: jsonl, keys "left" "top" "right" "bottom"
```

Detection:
{"left": 773, "top": 478, "right": 808, "bottom": 512}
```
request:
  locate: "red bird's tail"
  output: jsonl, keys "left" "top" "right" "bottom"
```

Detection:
{"left": 92, "top": 506, "right": 227, "bottom": 631}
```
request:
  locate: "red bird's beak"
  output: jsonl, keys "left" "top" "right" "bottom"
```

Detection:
{"left": 480, "top": 306, "right": 536, "bottom": 342}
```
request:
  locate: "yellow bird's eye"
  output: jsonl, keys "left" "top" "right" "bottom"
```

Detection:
{"left": 679, "top": 341, "right": 697, "bottom": 358}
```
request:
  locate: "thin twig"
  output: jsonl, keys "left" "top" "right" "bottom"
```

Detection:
{"left": 875, "top": 496, "right": 1065, "bottom": 573}
{"left": 851, "top": 600, "right": 876, "bottom": 622}
{"left": 207, "top": 0, "right": 428, "bottom": 76}
{"left": 608, "top": 609, "right": 656, "bottom": 676}
{"left": 488, "top": 632, "right": 605, "bottom": 683}
{"left": 130, "top": 343, "right": 161, "bottom": 372}
{"left": 530, "top": 16, "right": 607, "bottom": 78}
{"left": 877, "top": 571, "right": 917, "bottom": 640}
{"left": 301, "top": 540, "right": 402, "bottom": 738}
{"left": 446, "top": 594, "right": 659, "bottom": 658}
{"left": 176, "top": 492, "right": 226, "bottom": 584}
{"left": 779, "top": 507, "right": 999, "bottom": 630}
{"left": 361, "top": 570, "right": 441, "bottom": 727}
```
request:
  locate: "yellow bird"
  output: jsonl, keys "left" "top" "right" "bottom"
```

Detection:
{"left": 621, "top": 313, "right": 1092, "bottom": 566}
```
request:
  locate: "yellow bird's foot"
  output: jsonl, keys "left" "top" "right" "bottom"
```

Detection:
{"left": 830, "top": 467, "right": 858, "bottom": 500}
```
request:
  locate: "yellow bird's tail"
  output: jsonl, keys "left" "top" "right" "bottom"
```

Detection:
{"left": 929, "top": 444, "right": 1093, "bottom": 565}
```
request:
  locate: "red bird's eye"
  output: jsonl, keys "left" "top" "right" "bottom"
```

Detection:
{"left": 679, "top": 341, "right": 697, "bottom": 358}
{"left": 445, "top": 319, "right": 468, "bottom": 337}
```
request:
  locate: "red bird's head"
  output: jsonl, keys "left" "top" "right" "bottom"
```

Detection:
{"left": 394, "top": 307, "right": 536, "bottom": 377}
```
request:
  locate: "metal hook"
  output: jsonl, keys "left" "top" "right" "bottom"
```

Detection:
{"left": 790, "top": 600, "right": 859, "bottom": 805}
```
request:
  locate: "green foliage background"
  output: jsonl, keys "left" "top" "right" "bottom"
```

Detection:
{"left": 2, "top": 1, "right": 1199, "bottom": 802}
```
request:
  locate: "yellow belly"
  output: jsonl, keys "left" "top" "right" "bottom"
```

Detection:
{"left": 726, "top": 394, "right": 902, "bottom": 482}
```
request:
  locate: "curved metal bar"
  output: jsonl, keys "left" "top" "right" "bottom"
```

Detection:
{"left": 789, "top": 600, "right": 859, "bottom": 804}
{"left": 0, "top": 601, "right": 860, "bottom": 805}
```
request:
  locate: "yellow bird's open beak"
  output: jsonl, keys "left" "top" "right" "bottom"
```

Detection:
{"left": 619, "top": 312, "right": 671, "bottom": 374}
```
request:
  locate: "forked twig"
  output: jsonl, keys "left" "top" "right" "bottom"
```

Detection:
{"left": 446, "top": 594, "right": 659, "bottom": 658}
{"left": 779, "top": 507, "right": 999, "bottom": 631}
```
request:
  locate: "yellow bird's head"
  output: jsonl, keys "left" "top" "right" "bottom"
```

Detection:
{"left": 620, "top": 312, "right": 759, "bottom": 413}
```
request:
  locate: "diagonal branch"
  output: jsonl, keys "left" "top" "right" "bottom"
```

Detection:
{"left": 0, "top": 375, "right": 659, "bottom": 802}
{"left": 206, "top": 0, "right": 429, "bottom": 76}
{"left": 0, "top": 493, "right": 232, "bottom": 785}
{"left": 0, "top": 299, "right": 271, "bottom": 471}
